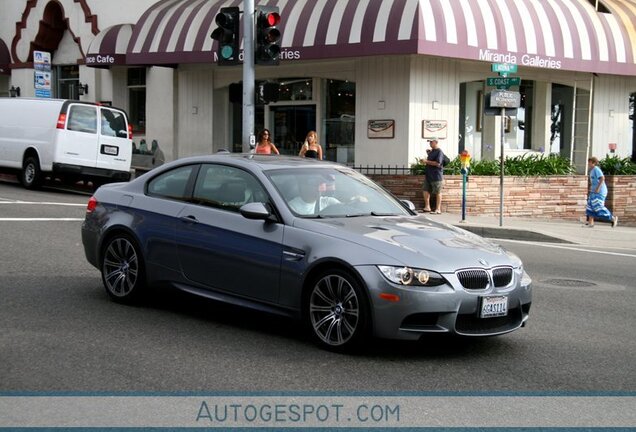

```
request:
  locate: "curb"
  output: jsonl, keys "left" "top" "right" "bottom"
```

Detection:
{"left": 454, "top": 225, "right": 573, "bottom": 244}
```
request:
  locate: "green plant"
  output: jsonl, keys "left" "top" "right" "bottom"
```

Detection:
{"left": 410, "top": 153, "right": 576, "bottom": 176}
{"left": 599, "top": 155, "right": 636, "bottom": 175}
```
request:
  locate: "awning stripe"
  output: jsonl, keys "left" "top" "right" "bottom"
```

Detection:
{"left": 513, "top": 0, "right": 536, "bottom": 55}
{"left": 158, "top": 0, "right": 201, "bottom": 53}
{"left": 527, "top": 0, "right": 556, "bottom": 57}
{"left": 604, "top": 13, "right": 627, "bottom": 63}
{"left": 608, "top": 0, "right": 636, "bottom": 62}
{"left": 125, "top": 0, "right": 636, "bottom": 75}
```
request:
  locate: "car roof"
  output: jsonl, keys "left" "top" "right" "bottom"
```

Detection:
{"left": 162, "top": 153, "right": 345, "bottom": 172}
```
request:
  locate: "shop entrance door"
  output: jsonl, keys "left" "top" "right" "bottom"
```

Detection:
{"left": 270, "top": 105, "right": 316, "bottom": 156}
{"left": 56, "top": 65, "right": 80, "bottom": 99}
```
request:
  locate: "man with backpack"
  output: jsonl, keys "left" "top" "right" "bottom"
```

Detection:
{"left": 420, "top": 139, "right": 447, "bottom": 214}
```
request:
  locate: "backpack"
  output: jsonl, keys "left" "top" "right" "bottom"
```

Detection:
{"left": 442, "top": 153, "right": 450, "bottom": 167}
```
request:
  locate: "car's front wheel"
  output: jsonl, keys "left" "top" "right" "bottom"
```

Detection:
{"left": 305, "top": 269, "right": 369, "bottom": 351}
{"left": 101, "top": 234, "right": 146, "bottom": 303}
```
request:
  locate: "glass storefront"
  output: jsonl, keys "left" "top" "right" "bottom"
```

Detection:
{"left": 229, "top": 77, "right": 356, "bottom": 162}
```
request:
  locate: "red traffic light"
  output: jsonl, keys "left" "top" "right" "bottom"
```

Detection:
{"left": 264, "top": 12, "right": 280, "bottom": 26}
{"left": 255, "top": 6, "right": 281, "bottom": 65}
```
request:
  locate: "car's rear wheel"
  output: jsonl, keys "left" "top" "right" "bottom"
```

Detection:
{"left": 21, "top": 156, "right": 43, "bottom": 189}
{"left": 305, "top": 269, "right": 369, "bottom": 351}
{"left": 101, "top": 234, "right": 146, "bottom": 303}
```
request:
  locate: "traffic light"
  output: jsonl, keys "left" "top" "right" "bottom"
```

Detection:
{"left": 255, "top": 6, "right": 281, "bottom": 65}
{"left": 257, "top": 81, "right": 280, "bottom": 104}
{"left": 210, "top": 7, "right": 240, "bottom": 66}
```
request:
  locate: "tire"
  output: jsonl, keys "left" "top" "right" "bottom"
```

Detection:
{"left": 21, "top": 156, "right": 43, "bottom": 189}
{"left": 100, "top": 234, "right": 146, "bottom": 304}
{"left": 305, "top": 269, "right": 370, "bottom": 352}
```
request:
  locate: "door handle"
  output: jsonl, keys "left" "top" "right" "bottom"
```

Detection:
{"left": 179, "top": 215, "right": 199, "bottom": 224}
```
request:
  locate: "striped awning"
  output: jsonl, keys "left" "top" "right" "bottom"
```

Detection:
{"left": 0, "top": 38, "right": 10, "bottom": 75}
{"left": 126, "top": 0, "right": 636, "bottom": 75}
{"left": 86, "top": 24, "right": 133, "bottom": 67}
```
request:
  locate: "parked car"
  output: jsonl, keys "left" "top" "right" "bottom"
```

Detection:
{"left": 0, "top": 98, "right": 133, "bottom": 188}
{"left": 81, "top": 154, "right": 532, "bottom": 351}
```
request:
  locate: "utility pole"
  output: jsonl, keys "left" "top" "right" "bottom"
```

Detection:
{"left": 242, "top": 0, "right": 255, "bottom": 153}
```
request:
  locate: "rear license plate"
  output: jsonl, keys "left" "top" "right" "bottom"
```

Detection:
{"left": 480, "top": 296, "right": 508, "bottom": 318}
{"left": 101, "top": 145, "right": 119, "bottom": 156}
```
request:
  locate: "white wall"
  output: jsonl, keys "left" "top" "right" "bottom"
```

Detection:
{"left": 177, "top": 66, "right": 215, "bottom": 159}
{"left": 408, "top": 56, "right": 460, "bottom": 164}
{"left": 146, "top": 66, "right": 175, "bottom": 162}
{"left": 354, "top": 55, "right": 411, "bottom": 166}
{"left": 592, "top": 74, "right": 636, "bottom": 158}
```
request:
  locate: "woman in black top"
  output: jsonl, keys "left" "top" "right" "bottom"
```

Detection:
{"left": 299, "top": 130, "right": 322, "bottom": 159}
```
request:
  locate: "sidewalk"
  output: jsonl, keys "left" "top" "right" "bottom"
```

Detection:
{"left": 430, "top": 211, "right": 636, "bottom": 251}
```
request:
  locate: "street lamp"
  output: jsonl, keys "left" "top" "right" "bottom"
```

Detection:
{"left": 9, "top": 86, "right": 20, "bottom": 97}
{"left": 78, "top": 83, "right": 88, "bottom": 96}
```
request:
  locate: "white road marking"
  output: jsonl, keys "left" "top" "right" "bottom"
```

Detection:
{"left": 497, "top": 238, "right": 636, "bottom": 258}
{"left": 0, "top": 218, "right": 84, "bottom": 221}
{"left": 0, "top": 200, "right": 86, "bottom": 207}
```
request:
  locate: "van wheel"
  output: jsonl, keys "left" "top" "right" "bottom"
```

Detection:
{"left": 21, "top": 156, "right": 43, "bottom": 189}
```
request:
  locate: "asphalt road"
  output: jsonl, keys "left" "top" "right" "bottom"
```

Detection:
{"left": 1, "top": 179, "right": 634, "bottom": 393}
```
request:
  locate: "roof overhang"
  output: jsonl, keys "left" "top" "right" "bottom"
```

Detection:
{"left": 125, "top": 0, "right": 636, "bottom": 76}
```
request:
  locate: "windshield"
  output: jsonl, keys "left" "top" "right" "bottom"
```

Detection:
{"left": 267, "top": 167, "right": 412, "bottom": 218}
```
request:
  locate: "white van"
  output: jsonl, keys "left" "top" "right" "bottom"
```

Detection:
{"left": 0, "top": 98, "right": 133, "bottom": 188}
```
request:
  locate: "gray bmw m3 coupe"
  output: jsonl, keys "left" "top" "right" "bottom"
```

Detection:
{"left": 82, "top": 154, "right": 532, "bottom": 351}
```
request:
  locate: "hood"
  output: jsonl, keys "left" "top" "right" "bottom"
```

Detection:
{"left": 294, "top": 214, "right": 515, "bottom": 273}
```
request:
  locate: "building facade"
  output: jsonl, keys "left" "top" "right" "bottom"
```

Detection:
{"left": 1, "top": 0, "right": 635, "bottom": 172}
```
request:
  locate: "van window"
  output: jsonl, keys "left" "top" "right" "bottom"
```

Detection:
{"left": 67, "top": 105, "right": 97, "bottom": 134}
{"left": 101, "top": 108, "right": 127, "bottom": 138}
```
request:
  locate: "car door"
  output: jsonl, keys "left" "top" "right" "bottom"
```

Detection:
{"left": 142, "top": 164, "right": 198, "bottom": 271}
{"left": 60, "top": 104, "right": 99, "bottom": 168}
{"left": 176, "top": 164, "right": 284, "bottom": 303}
{"left": 95, "top": 107, "right": 132, "bottom": 172}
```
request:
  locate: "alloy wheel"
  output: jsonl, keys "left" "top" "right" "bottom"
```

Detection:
{"left": 309, "top": 274, "right": 360, "bottom": 346}
{"left": 103, "top": 237, "right": 139, "bottom": 297}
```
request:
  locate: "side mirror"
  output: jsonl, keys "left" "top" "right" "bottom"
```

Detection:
{"left": 239, "top": 202, "right": 271, "bottom": 220}
{"left": 401, "top": 199, "right": 416, "bottom": 212}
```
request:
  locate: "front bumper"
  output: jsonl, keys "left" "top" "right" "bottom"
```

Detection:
{"left": 355, "top": 265, "right": 533, "bottom": 340}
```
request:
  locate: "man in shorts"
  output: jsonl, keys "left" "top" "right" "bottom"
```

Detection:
{"left": 421, "top": 139, "right": 445, "bottom": 214}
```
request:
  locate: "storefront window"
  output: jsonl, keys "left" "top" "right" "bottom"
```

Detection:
{"left": 127, "top": 68, "right": 146, "bottom": 134}
{"left": 323, "top": 79, "right": 355, "bottom": 164}
{"left": 278, "top": 78, "right": 312, "bottom": 101}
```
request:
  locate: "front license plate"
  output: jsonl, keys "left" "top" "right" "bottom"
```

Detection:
{"left": 480, "top": 296, "right": 508, "bottom": 318}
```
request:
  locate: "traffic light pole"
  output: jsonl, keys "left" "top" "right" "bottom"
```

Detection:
{"left": 242, "top": 0, "right": 255, "bottom": 153}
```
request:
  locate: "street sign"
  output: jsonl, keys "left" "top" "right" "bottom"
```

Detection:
{"left": 486, "top": 77, "right": 521, "bottom": 88}
{"left": 490, "top": 90, "right": 521, "bottom": 108}
{"left": 491, "top": 63, "right": 517, "bottom": 74}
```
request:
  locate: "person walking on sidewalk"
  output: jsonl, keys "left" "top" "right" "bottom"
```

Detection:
{"left": 586, "top": 156, "right": 618, "bottom": 227}
{"left": 420, "top": 139, "right": 445, "bottom": 214}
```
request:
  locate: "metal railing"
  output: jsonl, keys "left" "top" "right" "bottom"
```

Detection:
{"left": 350, "top": 165, "right": 415, "bottom": 175}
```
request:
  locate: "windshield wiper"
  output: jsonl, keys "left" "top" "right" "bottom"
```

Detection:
{"left": 371, "top": 212, "right": 399, "bottom": 216}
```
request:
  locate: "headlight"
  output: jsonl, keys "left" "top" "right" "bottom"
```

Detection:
{"left": 378, "top": 265, "right": 446, "bottom": 287}
{"left": 520, "top": 270, "right": 532, "bottom": 288}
